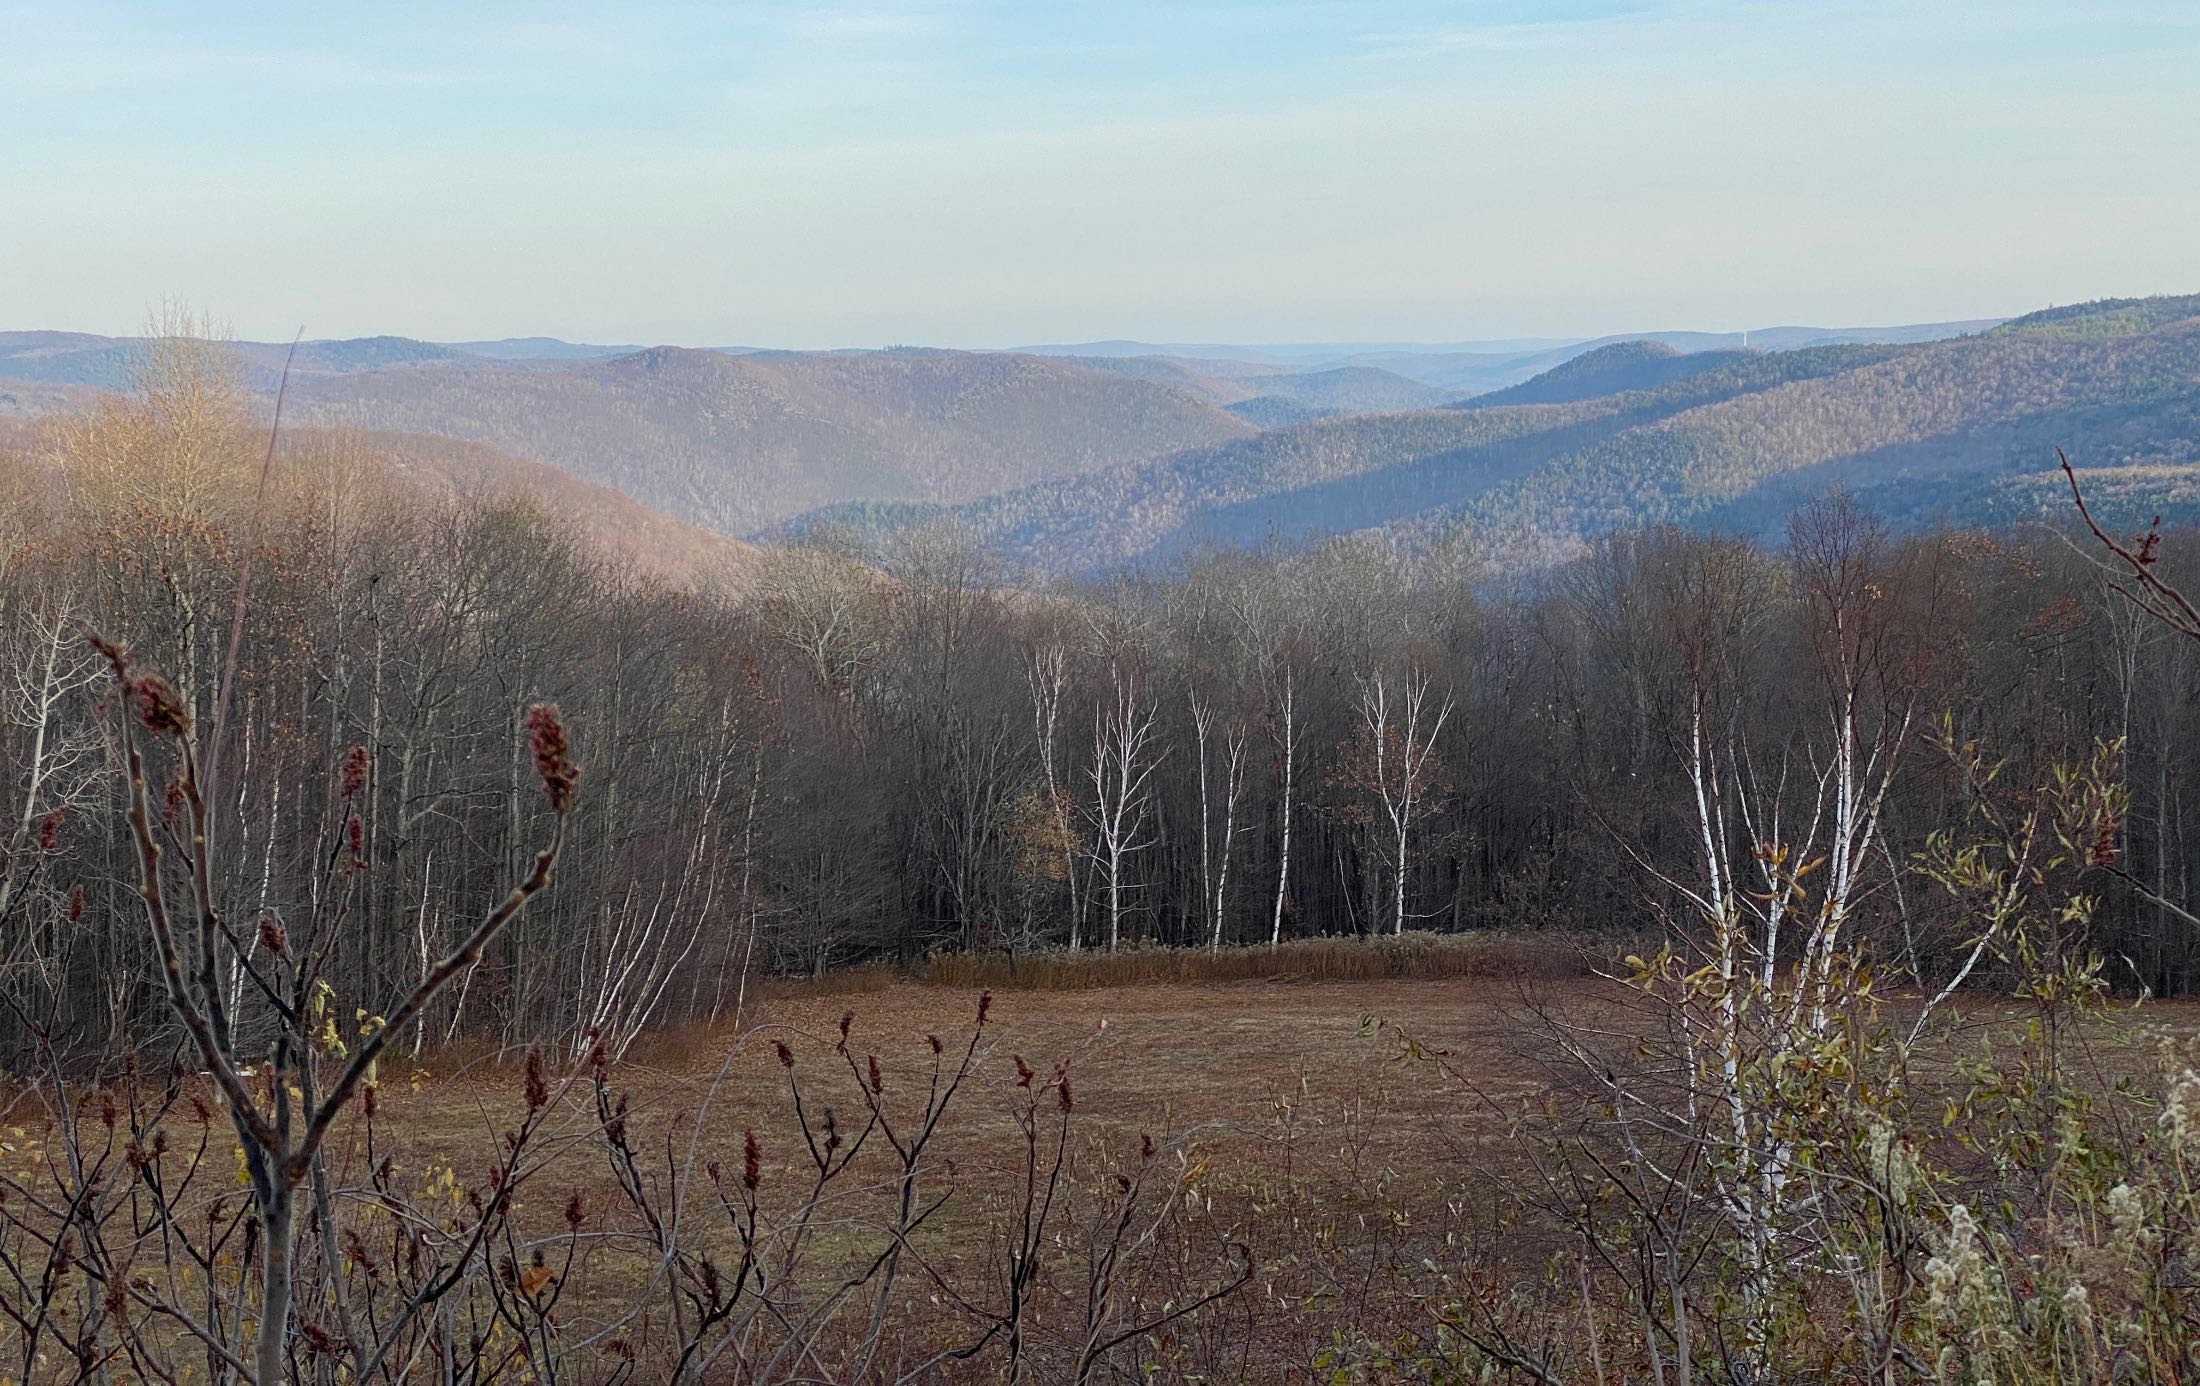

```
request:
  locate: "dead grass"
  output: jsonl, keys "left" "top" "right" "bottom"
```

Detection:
{"left": 137, "top": 973, "right": 1560, "bottom": 1376}
{"left": 752, "top": 959, "right": 901, "bottom": 1000}
{"left": 916, "top": 928, "right": 1615, "bottom": 991}
{"left": 26, "top": 967, "right": 2200, "bottom": 1378}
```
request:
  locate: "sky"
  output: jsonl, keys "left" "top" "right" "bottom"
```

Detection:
{"left": 4, "top": 1, "right": 2197, "bottom": 348}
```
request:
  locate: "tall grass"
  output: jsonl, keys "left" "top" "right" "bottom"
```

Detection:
{"left": 917, "top": 929, "right": 1608, "bottom": 992}
{"left": 753, "top": 961, "right": 901, "bottom": 1000}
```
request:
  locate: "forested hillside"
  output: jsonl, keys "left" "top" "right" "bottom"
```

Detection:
{"left": 0, "top": 369, "right": 753, "bottom": 586}
{"left": 1464, "top": 339, "right": 1758, "bottom": 406}
{"left": 1434, "top": 295, "right": 2200, "bottom": 560}
{"left": 0, "top": 376, "right": 101, "bottom": 419}
{"left": 2, "top": 333, "right": 1272, "bottom": 536}
{"left": 279, "top": 429, "right": 759, "bottom": 585}
{"left": 11, "top": 297, "right": 2190, "bottom": 572}
{"left": 836, "top": 295, "right": 2200, "bottom": 573}
{"left": 0, "top": 329, "right": 488, "bottom": 391}
{"left": 1048, "top": 353, "right": 1449, "bottom": 415}
{"left": 278, "top": 346, "right": 1256, "bottom": 532}
{"left": 808, "top": 340, "right": 1908, "bottom": 566}
{"left": 1018, "top": 317, "right": 1995, "bottom": 391}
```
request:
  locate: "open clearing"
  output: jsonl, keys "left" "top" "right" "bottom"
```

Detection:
{"left": 332, "top": 974, "right": 1600, "bottom": 1373}
{"left": 29, "top": 971, "right": 2198, "bottom": 1378}
{"left": 397, "top": 975, "right": 1578, "bottom": 1184}
{"left": 370, "top": 970, "right": 2200, "bottom": 1264}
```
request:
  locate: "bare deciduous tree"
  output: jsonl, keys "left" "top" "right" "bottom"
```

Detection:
{"left": 94, "top": 631, "right": 573, "bottom": 1383}
{"left": 1344, "top": 666, "right": 1454, "bottom": 936}
{"left": 1085, "top": 664, "right": 1162, "bottom": 951}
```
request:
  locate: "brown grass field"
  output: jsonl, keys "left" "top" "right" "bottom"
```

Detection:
{"left": 407, "top": 972, "right": 1579, "bottom": 1188}
{"left": 332, "top": 966, "right": 1606, "bottom": 1375}
{"left": 18, "top": 942, "right": 2200, "bottom": 1378}
{"left": 0, "top": 937, "right": 1627, "bottom": 1379}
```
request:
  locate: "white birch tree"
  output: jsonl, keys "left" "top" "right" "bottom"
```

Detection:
{"left": 1026, "top": 642, "right": 1087, "bottom": 949}
{"left": 1189, "top": 691, "right": 1249, "bottom": 950}
{"left": 1085, "top": 665, "right": 1162, "bottom": 952}
{"left": 1349, "top": 667, "right": 1454, "bottom": 936}
{"left": 1267, "top": 658, "right": 1299, "bottom": 947}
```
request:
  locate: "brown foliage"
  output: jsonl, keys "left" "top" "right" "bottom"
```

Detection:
{"left": 920, "top": 930, "right": 1605, "bottom": 991}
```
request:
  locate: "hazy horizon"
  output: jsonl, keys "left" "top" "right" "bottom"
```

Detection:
{"left": 7, "top": 1, "right": 2196, "bottom": 348}
{"left": 0, "top": 312, "right": 2022, "bottom": 355}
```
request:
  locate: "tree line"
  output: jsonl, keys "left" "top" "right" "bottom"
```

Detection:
{"left": 2, "top": 335, "right": 2195, "bottom": 1066}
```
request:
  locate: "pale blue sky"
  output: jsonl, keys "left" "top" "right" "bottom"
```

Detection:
{"left": 4, "top": 1, "right": 2196, "bottom": 347}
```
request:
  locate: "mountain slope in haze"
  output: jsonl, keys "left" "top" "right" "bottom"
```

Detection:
{"left": 294, "top": 430, "right": 759, "bottom": 586}
{"left": 1434, "top": 297, "right": 2200, "bottom": 559}
{"left": 1239, "top": 366, "right": 1453, "bottom": 414}
{"left": 1337, "top": 319, "right": 2002, "bottom": 394}
{"left": 1009, "top": 321, "right": 1995, "bottom": 371}
{"left": 1017, "top": 320, "right": 2000, "bottom": 394}
{"left": 804, "top": 296, "right": 2198, "bottom": 574}
{"left": 0, "top": 331, "right": 488, "bottom": 392}
{"left": 1464, "top": 341, "right": 1758, "bottom": 407}
{"left": 1045, "top": 354, "right": 1267, "bottom": 403}
{"left": 1984, "top": 297, "right": 2200, "bottom": 342}
{"left": 0, "top": 311, "right": 2062, "bottom": 565}
{"left": 283, "top": 347, "right": 1256, "bottom": 534}
{"left": 799, "top": 342, "right": 1893, "bottom": 568}
{"left": 0, "top": 409, "right": 750, "bottom": 588}
{"left": 0, "top": 376, "right": 106, "bottom": 419}
{"left": 0, "top": 332, "right": 143, "bottom": 392}
{"left": 281, "top": 337, "right": 475, "bottom": 372}
{"left": 1225, "top": 397, "right": 1342, "bottom": 428}
{"left": 449, "top": 337, "right": 645, "bottom": 360}
{"left": 1053, "top": 355, "right": 1448, "bottom": 417}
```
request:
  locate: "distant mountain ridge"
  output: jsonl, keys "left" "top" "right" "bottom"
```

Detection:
{"left": 0, "top": 330, "right": 490, "bottom": 391}
{"left": 0, "top": 332, "right": 1267, "bottom": 535}
{"left": 448, "top": 337, "right": 644, "bottom": 360}
{"left": 1463, "top": 341, "right": 1760, "bottom": 407}
{"left": 1008, "top": 319, "right": 2002, "bottom": 392}
{"left": 279, "top": 345, "right": 1257, "bottom": 534}
{"left": 9, "top": 302, "right": 2171, "bottom": 580}
{"left": 1040, "top": 355, "right": 1443, "bottom": 410}
{"left": 778, "top": 296, "right": 2200, "bottom": 573}
{"left": 0, "top": 315, "right": 2003, "bottom": 398}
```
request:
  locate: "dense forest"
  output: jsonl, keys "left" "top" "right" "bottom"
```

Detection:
{"left": 3, "top": 329, "right": 2195, "bottom": 1070}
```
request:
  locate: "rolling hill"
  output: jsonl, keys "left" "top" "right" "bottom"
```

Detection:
{"left": 0, "top": 331, "right": 489, "bottom": 392}
{"left": 785, "top": 296, "right": 2200, "bottom": 574}
{"left": 279, "top": 346, "right": 1256, "bottom": 534}
{"left": 1464, "top": 341, "right": 1759, "bottom": 407}
{"left": 1225, "top": 397, "right": 1344, "bottom": 428}
{"left": 1049, "top": 354, "right": 1449, "bottom": 417}
{"left": 1012, "top": 319, "right": 2001, "bottom": 394}
{"left": 448, "top": 337, "right": 646, "bottom": 360}
{"left": 289, "top": 429, "right": 759, "bottom": 586}
{"left": 0, "top": 410, "right": 750, "bottom": 587}
{"left": 1239, "top": 365, "right": 1453, "bottom": 414}
{"left": 0, "top": 375, "right": 105, "bottom": 419}
{"left": 6, "top": 301, "right": 2177, "bottom": 578}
